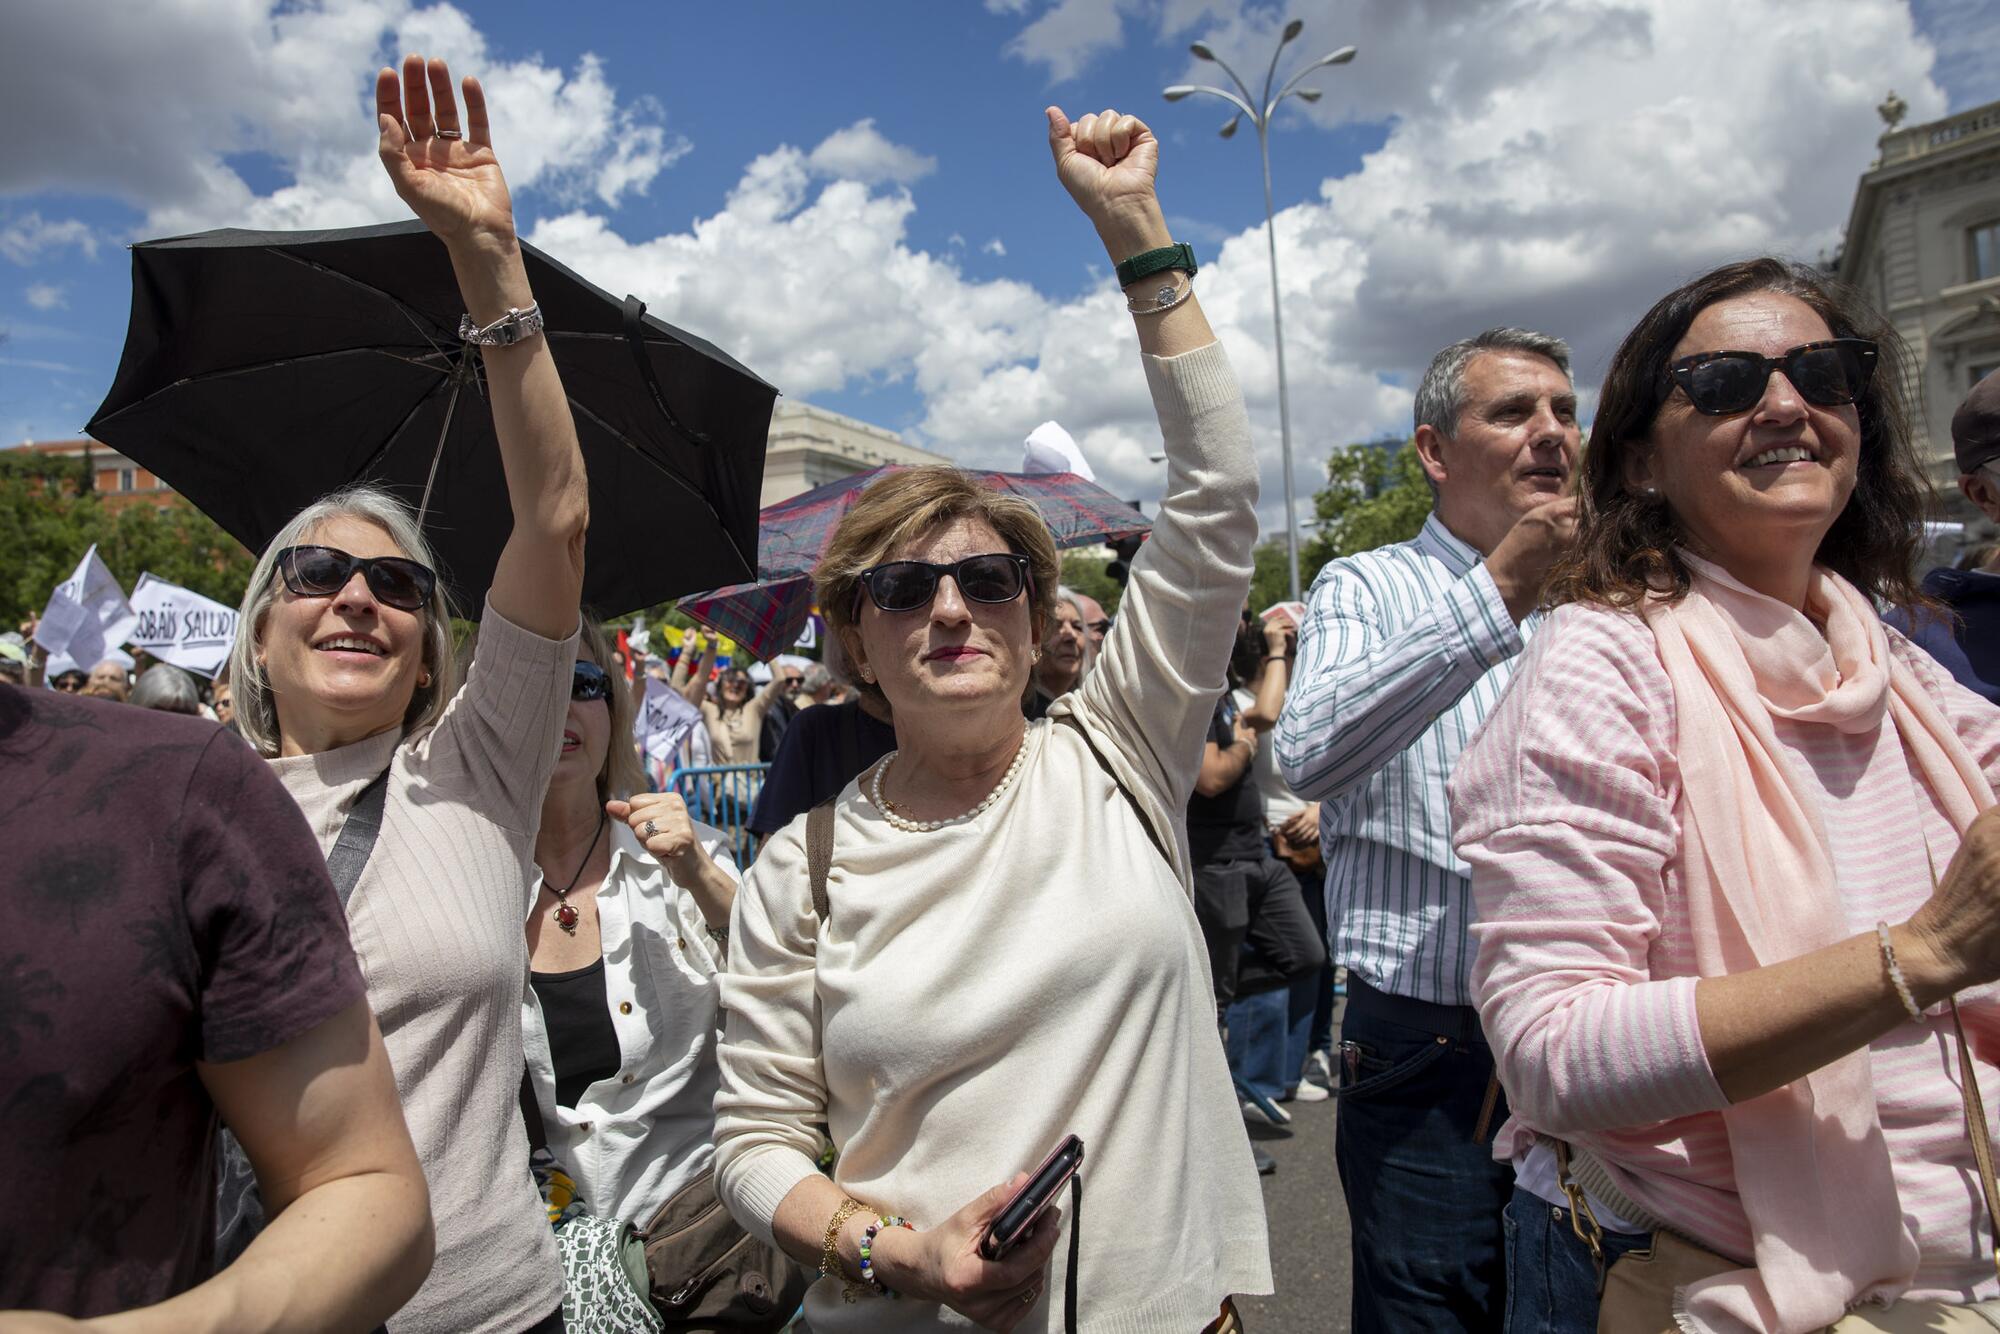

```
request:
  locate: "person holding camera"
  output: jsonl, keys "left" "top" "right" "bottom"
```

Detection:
{"left": 710, "top": 106, "right": 1271, "bottom": 1333}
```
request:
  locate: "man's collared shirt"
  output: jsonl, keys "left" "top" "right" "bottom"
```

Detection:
{"left": 1275, "top": 512, "right": 1533, "bottom": 1007}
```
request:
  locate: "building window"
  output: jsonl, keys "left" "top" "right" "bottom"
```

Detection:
{"left": 1975, "top": 222, "right": 2000, "bottom": 283}
{"left": 119, "top": 468, "right": 135, "bottom": 492}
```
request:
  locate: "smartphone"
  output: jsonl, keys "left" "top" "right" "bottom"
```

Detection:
{"left": 979, "top": 1134, "right": 1084, "bottom": 1261}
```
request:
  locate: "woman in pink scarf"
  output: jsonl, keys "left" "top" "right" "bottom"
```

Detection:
{"left": 1450, "top": 257, "right": 2000, "bottom": 1334}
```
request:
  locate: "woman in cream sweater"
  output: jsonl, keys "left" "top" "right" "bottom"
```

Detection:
{"left": 711, "top": 106, "right": 1272, "bottom": 1333}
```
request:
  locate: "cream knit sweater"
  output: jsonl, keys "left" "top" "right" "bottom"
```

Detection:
{"left": 713, "top": 341, "right": 1273, "bottom": 1333}
{"left": 270, "top": 603, "right": 575, "bottom": 1334}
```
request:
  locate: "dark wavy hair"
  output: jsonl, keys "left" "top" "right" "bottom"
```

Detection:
{"left": 1547, "top": 257, "right": 1933, "bottom": 611}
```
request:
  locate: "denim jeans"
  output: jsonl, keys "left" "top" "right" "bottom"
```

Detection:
{"left": 1500, "top": 1186, "right": 1652, "bottom": 1333}
{"left": 1335, "top": 977, "right": 1514, "bottom": 1333}
{"left": 1225, "top": 985, "right": 1290, "bottom": 1102}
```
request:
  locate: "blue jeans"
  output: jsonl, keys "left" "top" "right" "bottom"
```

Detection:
{"left": 1225, "top": 969, "right": 1322, "bottom": 1100}
{"left": 1500, "top": 1187, "right": 1653, "bottom": 1333}
{"left": 1335, "top": 977, "right": 1513, "bottom": 1333}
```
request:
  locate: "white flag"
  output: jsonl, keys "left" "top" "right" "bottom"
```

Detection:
{"left": 636, "top": 677, "right": 703, "bottom": 766}
{"left": 35, "top": 545, "right": 136, "bottom": 671}
{"left": 125, "top": 574, "right": 240, "bottom": 678}
{"left": 1022, "top": 420, "right": 1096, "bottom": 482}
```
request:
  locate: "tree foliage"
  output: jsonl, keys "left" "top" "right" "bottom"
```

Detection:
{"left": 1059, "top": 551, "right": 1122, "bottom": 615}
{"left": 1301, "top": 439, "right": 1434, "bottom": 577}
{"left": 0, "top": 451, "right": 255, "bottom": 629}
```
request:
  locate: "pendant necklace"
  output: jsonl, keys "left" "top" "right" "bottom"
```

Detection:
{"left": 547, "top": 811, "right": 608, "bottom": 935}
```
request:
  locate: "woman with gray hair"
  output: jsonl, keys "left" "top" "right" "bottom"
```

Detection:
{"left": 712, "top": 106, "right": 1271, "bottom": 1333}
{"left": 129, "top": 663, "right": 203, "bottom": 715}
{"left": 221, "top": 55, "right": 586, "bottom": 1334}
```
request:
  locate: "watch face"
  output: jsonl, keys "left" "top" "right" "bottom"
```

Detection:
{"left": 1155, "top": 284, "right": 1179, "bottom": 307}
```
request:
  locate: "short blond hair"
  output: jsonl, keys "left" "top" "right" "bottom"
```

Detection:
{"left": 816, "top": 468, "right": 1060, "bottom": 709}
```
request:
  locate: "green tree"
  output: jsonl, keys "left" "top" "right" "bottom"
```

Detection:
{"left": 1247, "top": 538, "right": 1294, "bottom": 613}
{"left": 1300, "top": 439, "right": 1434, "bottom": 575}
{"left": 1059, "top": 551, "right": 1122, "bottom": 615}
{"left": 0, "top": 450, "right": 255, "bottom": 630}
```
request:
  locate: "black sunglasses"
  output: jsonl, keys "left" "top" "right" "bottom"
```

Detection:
{"left": 1665, "top": 338, "right": 1877, "bottom": 417}
{"left": 854, "top": 552, "right": 1031, "bottom": 615}
{"left": 572, "top": 661, "right": 612, "bottom": 703}
{"left": 51, "top": 672, "right": 86, "bottom": 692}
{"left": 276, "top": 545, "right": 437, "bottom": 612}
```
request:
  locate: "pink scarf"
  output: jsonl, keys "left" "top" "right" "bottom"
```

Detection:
{"left": 1646, "top": 555, "right": 1993, "bottom": 1333}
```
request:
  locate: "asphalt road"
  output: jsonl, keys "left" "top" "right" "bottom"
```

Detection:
{"left": 1235, "top": 1011, "right": 1353, "bottom": 1334}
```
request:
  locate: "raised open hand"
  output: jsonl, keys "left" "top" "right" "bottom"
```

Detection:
{"left": 376, "top": 54, "right": 517, "bottom": 253}
{"left": 1046, "top": 107, "right": 1161, "bottom": 240}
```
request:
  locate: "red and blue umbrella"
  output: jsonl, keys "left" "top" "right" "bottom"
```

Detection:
{"left": 678, "top": 466, "right": 1149, "bottom": 660}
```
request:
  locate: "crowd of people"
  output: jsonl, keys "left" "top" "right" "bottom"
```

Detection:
{"left": 13, "top": 45, "right": 2000, "bottom": 1334}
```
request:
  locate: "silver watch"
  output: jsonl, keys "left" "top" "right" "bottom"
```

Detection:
{"left": 458, "top": 301, "right": 545, "bottom": 346}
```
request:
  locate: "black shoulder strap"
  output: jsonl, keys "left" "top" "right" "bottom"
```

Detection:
{"left": 1053, "top": 713, "right": 1171, "bottom": 868}
{"left": 519, "top": 1067, "right": 549, "bottom": 1153}
{"left": 806, "top": 798, "right": 835, "bottom": 922}
{"left": 327, "top": 768, "right": 390, "bottom": 910}
{"left": 1065, "top": 1170, "right": 1082, "bottom": 1334}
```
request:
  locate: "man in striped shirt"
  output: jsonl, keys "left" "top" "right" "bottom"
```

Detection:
{"left": 1276, "top": 327, "right": 1580, "bottom": 1331}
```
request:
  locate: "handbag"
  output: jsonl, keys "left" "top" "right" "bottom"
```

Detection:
{"left": 638, "top": 1167, "right": 808, "bottom": 1332}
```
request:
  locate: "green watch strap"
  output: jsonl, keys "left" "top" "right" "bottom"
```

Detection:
{"left": 1115, "top": 242, "right": 1197, "bottom": 289}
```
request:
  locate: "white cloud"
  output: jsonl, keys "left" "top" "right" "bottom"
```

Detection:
{"left": 0, "top": 214, "right": 97, "bottom": 266}
{"left": 984, "top": 238, "right": 1007, "bottom": 257}
{"left": 805, "top": 119, "right": 938, "bottom": 186}
{"left": 23, "top": 283, "right": 64, "bottom": 311}
{"left": 0, "top": 0, "right": 686, "bottom": 236}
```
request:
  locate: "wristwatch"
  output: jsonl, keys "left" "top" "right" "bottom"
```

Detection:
{"left": 1115, "top": 242, "right": 1198, "bottom": 289}
{"left": 459, "top": 301, "right": 546, "bottom": 347}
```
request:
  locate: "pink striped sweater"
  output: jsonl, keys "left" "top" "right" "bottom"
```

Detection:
{"left": 1450, "top": 599, "right": 2000, "bottom": 1301}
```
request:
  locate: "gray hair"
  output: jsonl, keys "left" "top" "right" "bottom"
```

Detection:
{"left": 801, "top": 662, "right": 833, "bottom": 694}
{"left": 130, "top": 664, "right": 202, "bottom": 715}
{"left": 1052, "top": 585, "right": 1087, "bottom": 625}
{"left": 227, "top": 483, "right": 460, "bottom": 757}
{"left": 1413, "top": 327, "right": 1573, "bottom": 438}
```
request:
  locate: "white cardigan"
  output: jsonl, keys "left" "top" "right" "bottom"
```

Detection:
{"left": 521, "top": 819, "right": 740, "bottom": 1226}
{"left": 712, "top": 342, "right": 1273, "bottom": 1334}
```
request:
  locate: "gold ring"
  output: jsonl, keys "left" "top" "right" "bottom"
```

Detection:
{"left": 1021, "top": 1289, "right": 1037, "bottom": 1306}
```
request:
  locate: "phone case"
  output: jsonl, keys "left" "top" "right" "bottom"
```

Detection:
{"left": 980, "top": 1134, "right": 1084, "bottom": 1260}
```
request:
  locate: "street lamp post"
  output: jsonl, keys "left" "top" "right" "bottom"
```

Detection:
{"left": 1167, "top": 21, "right": 1355, "bottom": 603}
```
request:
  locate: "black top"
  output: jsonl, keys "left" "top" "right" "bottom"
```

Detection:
{"left": 1186, "top": 696, "right": 1266, "bottom": 865}
{"left": 530, "top": 958, "right": 621, "bottom": 1109}
{"left": 749, "top": 699, "right": 899, "bottom": 835}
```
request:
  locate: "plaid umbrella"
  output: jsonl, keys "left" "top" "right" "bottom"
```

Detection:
{"left": 678, "top": 466, "right": 1150, "bottom": 660}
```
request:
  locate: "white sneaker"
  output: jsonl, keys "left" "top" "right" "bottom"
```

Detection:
{"left": 1241, "top": 1097, "right": 1292, "bottom": 1127}
{"left": 1304, "top": 1047, "right": 1335, "bottom": 1089}
{"left": 1288, "top": 1080, "right": 1330, "bottom": 1103}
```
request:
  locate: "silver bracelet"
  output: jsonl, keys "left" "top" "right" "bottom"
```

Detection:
{"left": 458, "top": 300, "right": 545, "bottom": 346}
{"left": 1126, "top": 272, "right": 1191, "bottom": 316}
{"left": 1876, "top": 922, "right": 1925, "bottom": 1023}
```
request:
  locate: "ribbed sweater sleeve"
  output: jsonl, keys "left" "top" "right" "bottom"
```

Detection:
{"left": 712, "top": 823, "right": 827, "bottom": 1245}
{"left": 1057, "top": 340, "right": 1257, "bottom": 864}
{"left": 1450, "top": 603, "right": 1728, "bottom": 1135}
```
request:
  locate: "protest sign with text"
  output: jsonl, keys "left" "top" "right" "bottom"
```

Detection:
{"left": 126, "top": 574, "right": 241, "bottom": 677}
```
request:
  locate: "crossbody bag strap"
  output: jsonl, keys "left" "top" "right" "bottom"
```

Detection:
{"left": 327, "top": 768, "right": 390, "bottom": 910}
{"left": 1064, "top": 1170, "right": 1082, "bottom": 1334}
{"left": 806, "top": 797, "right": 835, "bottom": 923}
{"left": 1052, "top": 713, "right": 1171, "bottom": 868}
{"left": 1948, "top": 998, "right": 2000, "bottom": 1283}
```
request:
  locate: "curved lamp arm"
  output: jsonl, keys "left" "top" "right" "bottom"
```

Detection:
{"left": 1164, "top": 82, "right": 1257, "bottom": 123}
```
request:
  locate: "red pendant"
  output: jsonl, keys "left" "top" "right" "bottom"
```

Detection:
{"left": 555, "top": 901, "right": 580, "bottom": 934}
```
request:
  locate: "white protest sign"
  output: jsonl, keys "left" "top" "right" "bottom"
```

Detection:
{"left": 125, "top": 574, "right": 240, "bottom": 677}
{"left": 35, "top": 545, "right": 136, "bottom": 670}
{"left": 637, "top": 676, "right": 703, "bottom": 766}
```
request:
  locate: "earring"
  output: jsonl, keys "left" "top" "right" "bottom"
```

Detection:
{"left": 418, "top": 672, "right": 432, "bottom": 689}
{"left": 859, "top": 665, "right": 874, "bottom": 682}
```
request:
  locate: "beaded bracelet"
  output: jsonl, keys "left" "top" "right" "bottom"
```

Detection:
{"left": 857, "top": 1215, "right": 914, "bottom": 1299}
{"left": 1877, "top": 922, "right": 1926, "bottom": 1023}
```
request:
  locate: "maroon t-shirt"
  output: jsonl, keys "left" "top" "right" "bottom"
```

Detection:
{"left": 0, "top": 687, "right": 366, "bottom": 1317}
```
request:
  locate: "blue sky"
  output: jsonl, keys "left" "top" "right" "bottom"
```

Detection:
{"left": 2, "top": 0, "right": 1994, "bottom": 532}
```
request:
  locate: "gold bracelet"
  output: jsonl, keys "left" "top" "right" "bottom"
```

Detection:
{"left": 820, "top": 1197, "right": 865, "bottom": 1285}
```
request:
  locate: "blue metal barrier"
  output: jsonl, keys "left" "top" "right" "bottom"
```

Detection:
{"left": 665, "top": 763, "right": 769, "bottom": 867}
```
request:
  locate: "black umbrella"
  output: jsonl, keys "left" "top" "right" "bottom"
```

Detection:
{"left": 87, "top": 220, "right": 775, "bottom": 617}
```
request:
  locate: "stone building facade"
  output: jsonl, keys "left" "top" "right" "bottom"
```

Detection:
{"left": 1836, "top": 96, "right": 2000, "bottom": 493}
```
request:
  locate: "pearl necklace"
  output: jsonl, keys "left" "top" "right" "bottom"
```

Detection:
{"left": 870, "top": 735, "right": 1030, "bottom": 833}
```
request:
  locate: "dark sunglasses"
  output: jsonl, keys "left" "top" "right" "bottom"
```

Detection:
{"left": 854, "top": 552, "right": 1031, "bottom": 615}
{"left": 572, "top": 661, "right": 612, "bottom": 703}
{"left": 276, "top": 545, "right": 437, "bottom": 612}
{"left": 51, "top": 672, "right": 86, "bottom": 692}
{"left": 1665, "top": 338, "right": 1877, "bottom": 417}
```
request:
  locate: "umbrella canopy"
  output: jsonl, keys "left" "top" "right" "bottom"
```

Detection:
{"left": 87, "top": 220, "right": 775, "bottom": 617}
{"left": 678, "top": 466, "right": 1151, "bottom": 660}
